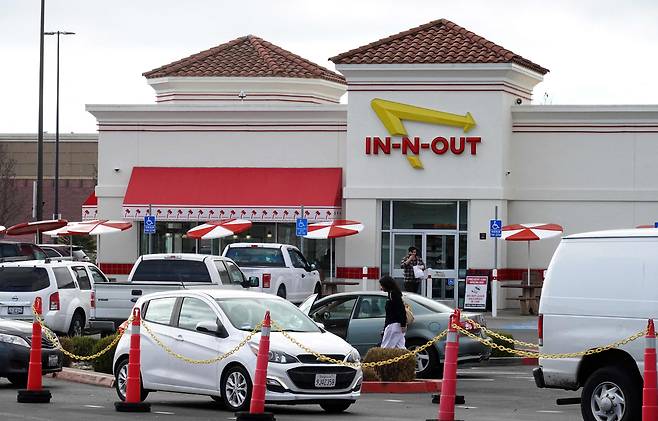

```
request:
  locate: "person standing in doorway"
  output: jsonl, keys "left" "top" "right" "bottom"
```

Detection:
{"left": 379, "top": 275, "right": 406, "bottom": 349}
{"left": 400, "top": 246, "right": 425, "bottom": 293}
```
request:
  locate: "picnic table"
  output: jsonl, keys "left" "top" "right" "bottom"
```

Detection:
{"left": 501, "top": 283, "right": 542, "bottom": 315}
{"left": 321, "top": 279, "right": 360, "bottom": 296}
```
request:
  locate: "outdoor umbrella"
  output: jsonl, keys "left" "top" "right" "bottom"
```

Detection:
{"left": 501, "top": 223, "right": 563, "bottom": 285}
{"left": 186, "top": 219, "right": 252, "bottom": 253}
{"left": 304, "top": 220, "right": 364, "bottom": 281}
{"left": 67, "top": 220, "right": 133, "bottom": 263}
{"left": 43, "top": 221, "right": 96, "bottom": 257}
{"left": 0, "top": 226, "right": 5, "bottom": 235}
{"left": 5, "top": 219, "right": 68, "bottom": 242}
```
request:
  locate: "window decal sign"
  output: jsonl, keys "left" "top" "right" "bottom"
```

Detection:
{"left": 368, "top": 98, "right": 480, "bottom": 169}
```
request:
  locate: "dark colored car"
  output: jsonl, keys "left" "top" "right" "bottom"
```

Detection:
{"left": 0, "top": 318, "right": 63, "bottom": 386}
{"left": 0, "top": 241, "right": 47, "bottom": 263}
{"left": 301, "top": 292, "right": 491, "bottom": 378}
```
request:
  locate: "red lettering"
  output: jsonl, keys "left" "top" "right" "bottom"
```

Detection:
{"left": 365, "top": 137, "right": 371, "bottom": 154}
{"left": 373, "top": 137, "right": 391, "bottom": 154}
{"left": 402, "top": 137, "right": 420, "bottom": 155}
{"left": 431, "top": 137, "right": 449, "bottom": 154}
{"left": 450, "top": 137, "right": 465, "bottom": 154}
{"left": 465, "top": 137, "right": 481, "bottom": 155}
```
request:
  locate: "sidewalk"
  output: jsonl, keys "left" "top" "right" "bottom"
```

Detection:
{"left": 482, "top": 308, "right": 538, "bottom": 351}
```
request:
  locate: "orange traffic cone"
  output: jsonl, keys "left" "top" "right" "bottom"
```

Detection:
{"left": 428, "top": 308, "right": 463, "bottom": 421}
{"left": 115, "top": 308, "right": 150, "bottom": 412}
{"left": 237, "top": 311, "right": 275, "bottom": 421}
{"left": 17, "top": 297, "right": 51, "bottom": 403}
{"left": 643, "top": 319, "right": 658, "bottom": 421}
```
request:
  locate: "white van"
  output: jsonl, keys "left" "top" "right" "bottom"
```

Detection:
{"left": 0, "top": 260, "right": 107, "bottom": 335}
{"left": 534, "top": 228, "right": 658, "bottom": 421}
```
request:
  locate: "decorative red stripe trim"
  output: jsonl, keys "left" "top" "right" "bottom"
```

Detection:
{"left": 99, "top": 263, "right": 134, "bottom": 275}
{"left": 336, "top": 266, "right": 380, "bottom": 280}
{"left": 156, "top": 98, "right": 324, "bottom": 105}
{"left": 513, "top": 130, "right": 658, "bottom": 133}
{"left": 98, "top": 128, "right": 347, "bottom": 133}
{"left": 347, "top": 88, "right": 532, "bottom": 100}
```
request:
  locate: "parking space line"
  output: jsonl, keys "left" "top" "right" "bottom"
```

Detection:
{"left": 83, "top": 405, "right": 104, "bottom": 408}
{"left": 457, "top": 378, "right": 495, "bottom": 381}
{"left": 537, "top": 410, "right": 564, "bottom": 413}
{"left": 385, "top": 399, "right": 404, "bottom": 403}
{"left": 154, "top": 411, "right": 175, "bottom": 415}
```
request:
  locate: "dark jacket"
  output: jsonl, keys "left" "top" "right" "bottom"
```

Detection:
{"left": 384, "top": 290, "right": 407, "bottom": 328}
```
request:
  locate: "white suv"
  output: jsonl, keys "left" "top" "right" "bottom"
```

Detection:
{"left": 113, "top": 289, "right": 362, "bottom": 413}
{"left": 0, "top": 260, "right": 109, "bottom": 335}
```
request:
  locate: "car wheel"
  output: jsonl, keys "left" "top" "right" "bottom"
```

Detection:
{"left": 221, "top": 365, "right": 252, "bottom": 412}
{"left": 7, "top": 374, "right": 28, "bottom": 387}
{"left": 320, "top": 400, "right": 353, "bottom": 413}
{"left": 581, "top": 366, "right": 640, "bottom": 421}
{"left": 68, "top": 311, "right": 85, "bottom": 337}
{"left": 114, "top": 357, "right": 149, "bottom": 402}
{"left": 407, "top": 338, "right": 440, "bottom": 378}
{"left": 276, "top": 284, "right": 286, "bottom": 300}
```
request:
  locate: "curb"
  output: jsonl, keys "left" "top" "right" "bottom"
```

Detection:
{"left": 48, "top": 367, "right": 114, "bottom": 388}
{"left": 361, "top": 380, "right": 441, "bottom": 393}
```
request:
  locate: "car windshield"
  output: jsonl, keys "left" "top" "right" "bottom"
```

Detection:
{"left": 215, "top": 297, "right": 320, "bottom": 333}
{"left": 405, "top": 293, "right": 454, "bottom": 313}
{"left": 224, "top": 247, "right": 285, "bottom": 267}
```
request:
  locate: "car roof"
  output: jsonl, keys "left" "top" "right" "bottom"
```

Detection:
{"left": 139, "top": 253, "right": 231, "bottom": 261}
{"left": 137, "top": 288, "right": 285, "bottom": 302}
{"left": 0, "top": 259, "right": 98, "bottom": 268}
{"left": 227, "top": 243, "right": 290, "bottom": 249}
{"left": 565, "top": 228, "right": 658, "bottom": 239}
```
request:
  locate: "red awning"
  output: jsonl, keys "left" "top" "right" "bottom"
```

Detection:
{"left": 122, "top": 167, "right": 342, "bottom": 221}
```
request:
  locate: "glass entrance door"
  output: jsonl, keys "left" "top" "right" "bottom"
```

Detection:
{"left": 391, "top": 233, "right": 457, "bottom": 299}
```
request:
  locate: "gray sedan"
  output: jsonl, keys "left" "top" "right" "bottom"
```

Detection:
{"left": 300, "top": 292, "right": 491, "bottom": 378}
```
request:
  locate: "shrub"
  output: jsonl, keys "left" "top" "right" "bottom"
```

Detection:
{"left": 91, "top": 334, "right": 119, "bottom": 374}
{"left": 71, "top": 336, "right": 98, "bottom": 358}
{"left": 362, "top": 366, "right": 380, "bottom": 382}
{"left": 363, "top": 347, "right": 415, "bottom": 382}
{"left": 58, "top": 336, "right": 74, "bottom": 367}
{"left": 488, "top": 330, "right": 515, "bottom": 357}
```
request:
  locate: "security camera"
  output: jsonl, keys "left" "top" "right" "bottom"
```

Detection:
{"left": 505, "top": 170, "right": 511, "bottom": 176}
{"left": 515, "top": 98, "right": 523, "bottom": 105}
{"left": 113, "top": 167, "right": 120, "bottom": 172}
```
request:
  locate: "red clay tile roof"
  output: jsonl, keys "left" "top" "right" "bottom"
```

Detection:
{"left": 330, "top": 19, "right": 548, "bottom": 75}
{"left": 143, "top": 35, "right": 346, "bottom": 84}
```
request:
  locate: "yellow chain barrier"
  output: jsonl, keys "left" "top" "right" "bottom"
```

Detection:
{"left": 32, "top": 305, "right": 130, "bottom": 361}
{"left": 454, "top": 323, "right": 647, "bottom": 359}
{"left": 462, "top": 318, "right": 539, "bottom": 349}
{"left": 271, "top": 320, "right": 448, "bottom": 368}
{"left": 140, "top": 320, "right": 262, "bottom": 364}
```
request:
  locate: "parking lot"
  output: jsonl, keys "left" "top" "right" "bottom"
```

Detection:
{"left": 0, "top": 365, "right": 582, "bottom": 421}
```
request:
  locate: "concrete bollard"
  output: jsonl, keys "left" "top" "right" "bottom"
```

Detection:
{"left": 362, "top": 266, "right": 368, "bottom": 291}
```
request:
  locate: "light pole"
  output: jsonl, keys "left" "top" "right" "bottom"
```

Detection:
{"left": 44, "top": 30, "right": 75, "bottom": 220}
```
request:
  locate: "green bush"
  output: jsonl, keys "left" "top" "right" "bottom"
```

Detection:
{"left": 363, "top": 347, "right": 416, "bottom": 382}
{"left": 91, "top": 334, "right": 119, "bottom": 374}
{"left": 362, "top": 366, "right": 380, "bottom": 382}
{"left": 488, "top": 330, "right": 515, "bottom": 357}
{"left": 71, "top": 336, "right": 98, "bottom": 358}
{"left": 58, "top": 336, "right": 74, "bottom": 367}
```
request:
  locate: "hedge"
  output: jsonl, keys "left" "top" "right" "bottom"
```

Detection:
{"left": 91, "top": 334, "right": 120, "bottom": 374}
{"left": 363, "top": 347, "right": 416, "bottom": 382}
{"left": 488, "top": 330, "right": 516, "bottom": 357}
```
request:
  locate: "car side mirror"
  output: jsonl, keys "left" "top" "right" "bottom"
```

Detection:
{"left": 307, "top": 263, "right": 316, "bottom": 272}
{"left": 196, "top": 320, "right": 228, "bottom": 338}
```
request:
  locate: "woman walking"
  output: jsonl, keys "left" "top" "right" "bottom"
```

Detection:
{"left": 379, "top": 275, "right": 407, "bottom": 349}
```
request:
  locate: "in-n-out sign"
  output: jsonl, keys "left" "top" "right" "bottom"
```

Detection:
{"left": 367, "top": 98, "right": 481, "bottom": 169}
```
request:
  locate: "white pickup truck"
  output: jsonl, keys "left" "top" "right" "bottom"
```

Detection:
{"left": 222, "top": 243, "right": 322, "bottom": 304}
{"left": 89, "top": 254, "right": 258, "bottom": 333}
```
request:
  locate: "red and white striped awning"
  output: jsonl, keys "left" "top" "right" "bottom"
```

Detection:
{"left": 501, "top": 223, "right": 563, "bottom": 241}
{"left": 187, "top": 219, "right": 252, "bottom": 240}
{"left": 304, "top": 220, "right": 364, "bottom": 239}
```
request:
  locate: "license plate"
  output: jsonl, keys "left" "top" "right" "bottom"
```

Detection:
{"left": 314, "top": 373, "right": 336, "bottom": 388}
{"left": 7, "top": 306, "right": 23, "bottom": 315}
{"left": 48, "top": 354, "right": 59, "bottom": 367}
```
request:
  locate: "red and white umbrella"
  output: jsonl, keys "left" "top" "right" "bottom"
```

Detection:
{"left": 186, "top": 219, "right": 252, "bottom": 240}
{"left": 304, "top": 219, "right": 364, "bottom": 282}
{"left": 5, "top": 219, "right": 68, "bottom": 236}
{"left": 0, "top": 226, "right": 5, "bottom": 235}
{"left": 303, "top": 220, "right": 364, "bottom": 239}
{"left": 67, "top": 219, "right": 132, "bottom": 235}
{"left": 502, "top": 223, "right": 563, "bottom": 285}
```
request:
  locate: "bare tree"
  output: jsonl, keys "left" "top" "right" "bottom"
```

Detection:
{"left": 0, "top": 144, "right": 19, "bottom": 224}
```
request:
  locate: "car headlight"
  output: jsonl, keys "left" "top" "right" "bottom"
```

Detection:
{"left": 0, "top": 333, "right": 30, "bottom": 348}
{"left": 345, "top": 348, "right": 361, "bottom": 363}
{"left": 248, "top": 343, "right": 299, "bottom": 364}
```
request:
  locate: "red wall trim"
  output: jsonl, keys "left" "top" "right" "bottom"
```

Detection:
{"left": 336, "top": 267, "right": 380, "bottom": 280}
{"left": 467, "top": 268, "right": 545, "bottom": 281}
{"left": 99, "top": 263, "right": 134, "bottom": 275}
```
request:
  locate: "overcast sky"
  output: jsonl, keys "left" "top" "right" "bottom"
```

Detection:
{"left": 2, "top": 0, "right": 658, "bottom": 133}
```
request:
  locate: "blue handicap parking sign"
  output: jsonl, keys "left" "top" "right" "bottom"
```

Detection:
{"left": 296, "top": 218, "right": 308, "bottom": 236}
{"left": 144, "top": 215, "right": 156, "bottom": 234}
{"left": 490, "top": 219, "right": 502, "bottom": 238}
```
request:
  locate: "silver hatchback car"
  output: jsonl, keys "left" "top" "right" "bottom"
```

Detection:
{"left": 301, "top": 292, "right": 491, "bottom": 378}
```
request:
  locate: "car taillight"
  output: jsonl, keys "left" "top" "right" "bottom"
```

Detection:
{"left": 262, "top": 273, "right": 271, "bottom": 289}
{"left": 49, "top": 292, "right": 60, "bottom": 311}
{"left": 538, "top": 313, "right": 543, "bottom": 347}
{"left": 90, "top": 291, "right": 96, "bottom": 308}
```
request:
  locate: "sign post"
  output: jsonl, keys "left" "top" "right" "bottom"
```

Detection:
{"left": 144, "top": 215, "right": 156, "bottom": 255}
{"left": 295, "top": 218, "right": 308, "bottom": 237}
{"left": 490, "top": 215, "right": 502, "bottom": 317}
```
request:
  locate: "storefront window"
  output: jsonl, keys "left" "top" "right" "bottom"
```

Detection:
{"left": 381, "top": 201, "right": 390, "bottom": 230}
{"left": 381, "top": 232, "right": 390, "bottom": 276}
{"left": 459, "top": 233, "right": 467, "bottom": 278}
{"left": 392, "top": 201, "right": 457, "bottom": 230}
{"left": 459, "top": 201, "right": 468, "bottom": 231}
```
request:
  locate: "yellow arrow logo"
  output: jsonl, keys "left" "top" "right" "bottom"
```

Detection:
{"left": 370, "top": 98, "right": 477, "bottom": 169}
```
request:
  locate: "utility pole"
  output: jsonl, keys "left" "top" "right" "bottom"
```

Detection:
{"left": 36, "top": 0, "right": 45, "bottom": 239}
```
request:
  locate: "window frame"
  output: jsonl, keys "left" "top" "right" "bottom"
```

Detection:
{"left": 53, "top": 267, "right": 77, "bottom": 290}
{"left": 143, "top": 296, "right": 180, "bottom": 326}
{"left": 72, "top": 266, "right": 92, "bottom": 290}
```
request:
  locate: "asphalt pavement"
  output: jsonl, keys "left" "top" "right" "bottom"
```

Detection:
{"left": 0, "top": 365, "right": 583, "bottom": 421}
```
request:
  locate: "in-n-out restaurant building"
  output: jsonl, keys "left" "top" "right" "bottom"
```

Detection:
{"left": 88, "top": 19, "right": 658, "bottom": 308}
